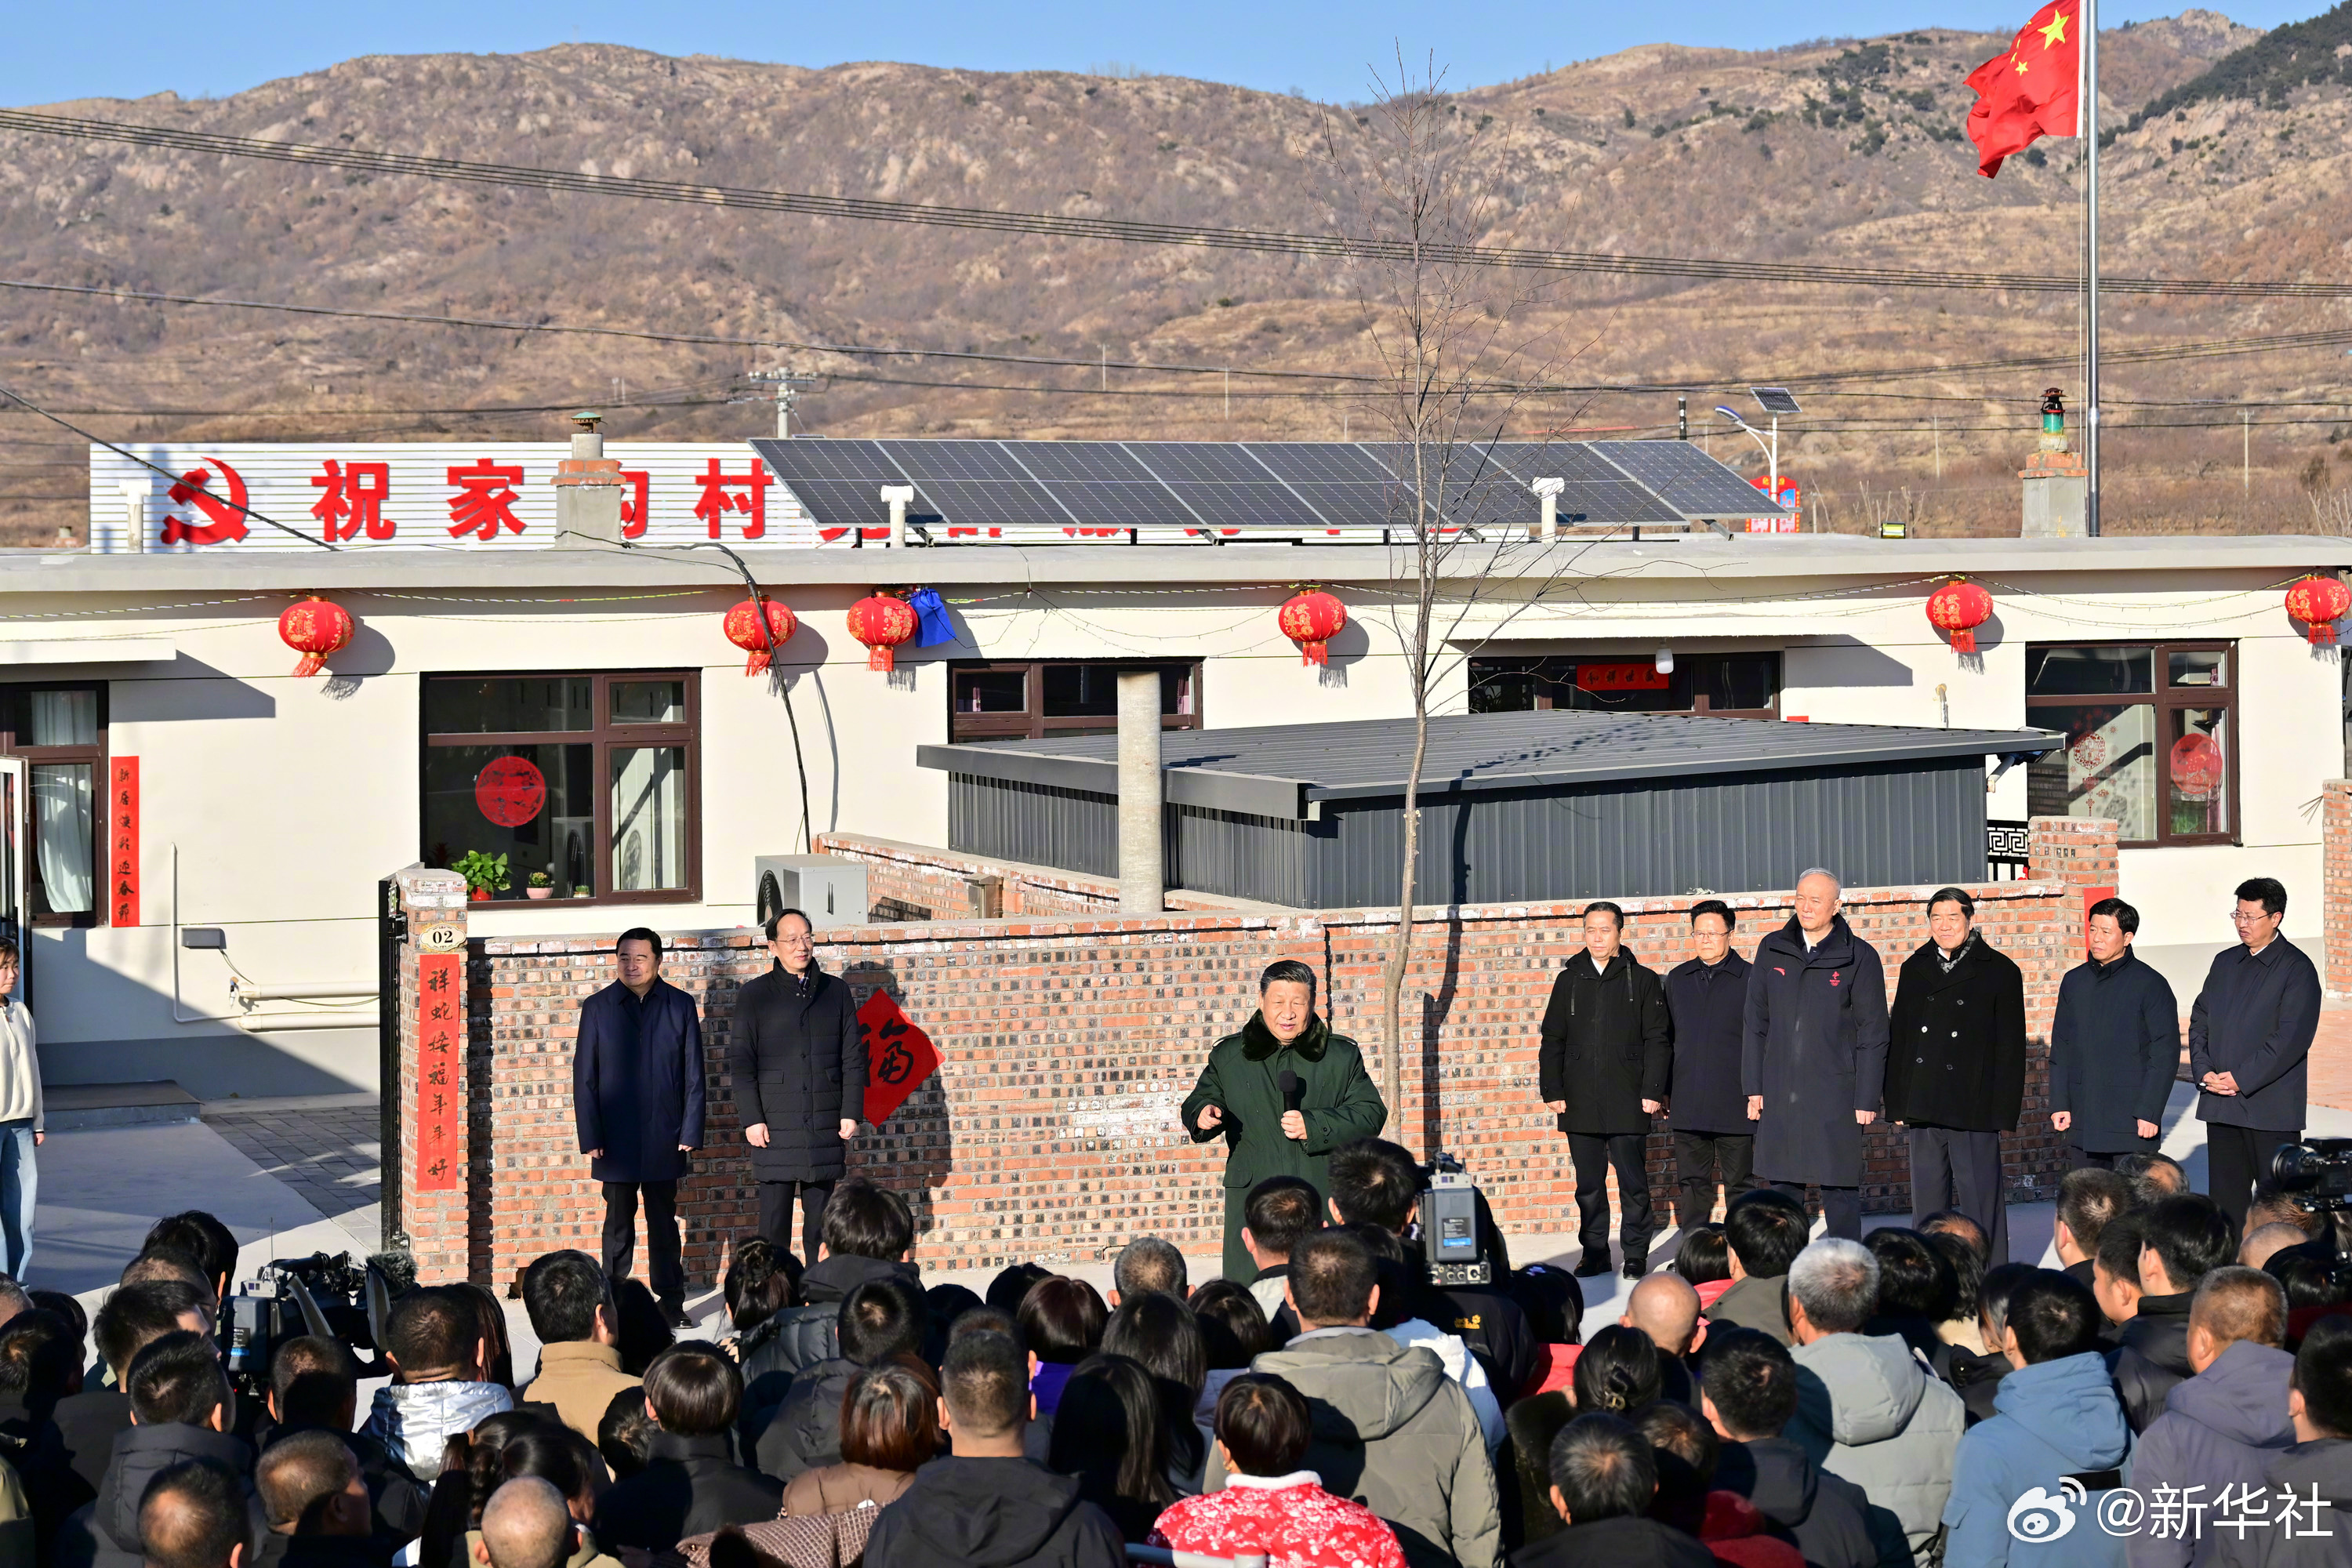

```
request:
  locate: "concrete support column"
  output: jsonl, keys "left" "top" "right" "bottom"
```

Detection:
{"left": 1117, "top": 670, "right": 1163, "bottom": 913}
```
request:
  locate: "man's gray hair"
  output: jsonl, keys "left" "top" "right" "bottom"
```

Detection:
{"left": 1795, "top": 868, "right": 1842, "bottom": 895}
{"left": 0, "top": 1275, "right": 31, "bottom": 1329}
{"left": 1788, "top": 1238, "right": 1879, "bottom": 1334}
{"left": 1112, "top": 1236, "right": 1188, "bottom": 1301}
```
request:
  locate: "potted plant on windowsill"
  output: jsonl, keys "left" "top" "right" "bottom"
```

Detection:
{"left": 526, "top": 870, "right": 553, "bottom": 900}
{"left": 454, "top": 850, "right": 510, "bottom": 902}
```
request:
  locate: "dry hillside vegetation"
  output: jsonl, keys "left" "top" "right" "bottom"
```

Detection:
{"left": 4, "top": 6, "right": 2352, "bottom": 543}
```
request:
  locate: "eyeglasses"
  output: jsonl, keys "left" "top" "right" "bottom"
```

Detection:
{"left": 2228, "top": 910, "right": 2275, "bottom": 924}
{"left": 774, "top": 934, "right": 815, "bottom": 947}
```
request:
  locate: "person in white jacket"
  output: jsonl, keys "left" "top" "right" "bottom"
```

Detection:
{"left": 0, "top": 941, "right": 42, "bottom": 1278}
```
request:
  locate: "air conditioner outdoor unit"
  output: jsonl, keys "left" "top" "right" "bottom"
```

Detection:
{"left": 753, "top": 855, "right": 869, "bottom": 931}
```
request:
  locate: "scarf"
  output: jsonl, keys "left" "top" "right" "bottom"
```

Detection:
{"left": 1935, "top": 931, "right": 1978, "bottom": 975}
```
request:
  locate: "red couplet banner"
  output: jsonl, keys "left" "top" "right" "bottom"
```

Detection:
{"left": 108, "top": 757, "right": 140, "bottom": 927}
{"left": 416, "top": 953, "right": 463, "bottom": 1192}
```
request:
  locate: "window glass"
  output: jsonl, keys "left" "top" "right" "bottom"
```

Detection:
{"left": 955, "top": 670, "right": 1028, "bottom": 713}
{"left": 2025, "top": 702, "right": 2155, "bottom": 840}
{"left": 423, "top": 743, "right": 595, "bottom": 898}
{"left": 2026, "top": 646, "right": 2152, "bottom": 696}
{"left": 27, "top": 691, "right": 97, "bottom": 747}
{"left": 29, "top": 762, "right": 93, "bottom": 914}
{"left": 611, "top": 746, "right": 688, "bottom": 891}
{"left": 424, "top": 677, "right": 593, "bottom": 735}
{"left": 2169, "top": 649, "right": 2228, "bottom": 688}
{"left": 2168, "top": 707, "right": 2230, "bottom": 837}
{"left": 612, "top": 681, "right": 687, "bottom": 725}
{"left": 1041, "top": 665, "right": 1191, "bottom": 718}
{"left": 1465, "top": 654, "right": 1780, "bottom": 715}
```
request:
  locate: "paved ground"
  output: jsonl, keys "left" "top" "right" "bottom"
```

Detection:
{"left": 200, "top": 1098, "right": 384, "bottom": 1254}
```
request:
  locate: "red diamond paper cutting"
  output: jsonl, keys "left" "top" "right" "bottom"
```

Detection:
{"left": 858, "top": 989, "right": 940, "bottom": 1125}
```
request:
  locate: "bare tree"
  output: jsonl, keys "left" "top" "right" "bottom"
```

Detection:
{"left": 1326, "top": 57, "right": 1617, "bottom": 1132}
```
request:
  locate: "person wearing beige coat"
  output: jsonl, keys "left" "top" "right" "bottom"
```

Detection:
{"left": 0, "top": 942, "right": 42, "bottom": 1279}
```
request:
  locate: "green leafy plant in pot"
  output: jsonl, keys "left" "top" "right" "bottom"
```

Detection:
{"left": 453, "top": 850, "right": 510, "bottom": 902}
{"left": 527, "top": 869, "right": 554, "bottom": 900}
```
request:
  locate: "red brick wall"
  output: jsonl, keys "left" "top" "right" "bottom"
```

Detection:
{"left": 459, "top": 818, "right": 2114, "bottom": 1283}
{"left": 814, "top": 833, "right": 1247, "bottom": 920}
{"left": 2325, "top": 781, "right": 2352, "bottom": 999}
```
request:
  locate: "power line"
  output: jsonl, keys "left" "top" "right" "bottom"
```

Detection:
{"left": 7, "top": 107, "right": 2352, "bottom": 301}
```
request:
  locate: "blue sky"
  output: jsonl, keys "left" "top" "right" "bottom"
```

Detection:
{"left": 3, "top": 0, "right": 2312, "bottom": 108}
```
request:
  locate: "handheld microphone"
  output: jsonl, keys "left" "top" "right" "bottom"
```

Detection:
{"left": 1279, "top": 1069, "right": 1303, "bottom": 1115}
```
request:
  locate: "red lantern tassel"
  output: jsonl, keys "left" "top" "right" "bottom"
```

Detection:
{"left": 868, "top": 646, "right": 895, "bottom": 673}
{"left": 2314, "top": 623, "right": 2337, "bottom": 647}
{"left": 1301, "top": 641, "right": 1328, "bottom": 666}
{"left": 292, "top": 652, "right": 327, "bottom": 677}
{"left": 1949, "top": 630, "right": 1977, "bottom": 655}
{"left": 744, "top": 649, "right": 773, "bottom": 676}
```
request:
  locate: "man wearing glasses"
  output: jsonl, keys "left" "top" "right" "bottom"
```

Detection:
{"left": 726, "top": 908, "right": 865, "bottom": 1265}
{"left": 2190, "top": 877, "right": 2322, "bottom": 1232}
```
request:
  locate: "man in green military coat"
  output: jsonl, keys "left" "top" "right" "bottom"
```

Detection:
{"left": 1181, "top": 959, "right": 1388, "bottom": 1283}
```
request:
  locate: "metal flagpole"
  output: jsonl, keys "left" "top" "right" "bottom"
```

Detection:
{"left": 2085, "top": 0, "right": 2101, "bottom": 536}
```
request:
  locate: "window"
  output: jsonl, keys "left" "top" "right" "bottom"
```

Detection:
{"left": 948, "top": 661, "right": 1202, "bottom": 743}
{"left": 1468, "top": 653, "right": 1780, "bottom": 718}
{"left": 422, "top": 673, "right": 699, "bottom": 903}
{"left": 2024, "top": 642, "right": 2235, "bottom": 847}
{"left": 0, "top": 685, "right": 105, "bottom": 925}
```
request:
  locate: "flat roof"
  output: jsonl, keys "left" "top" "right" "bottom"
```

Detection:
{"left": 9, "top": 533, "right": 2343, "bottom": 597}
{"left": 916, "top": 710, "right": 2060, "bottom": 818}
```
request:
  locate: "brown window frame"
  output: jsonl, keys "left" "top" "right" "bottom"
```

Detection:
{"left": 1467, "top": 652, "right": 1782, "bottom": 720}
{"left": 420, "top": 670, "right": 702, "bottom": 907}
{"left": 2024, "top": 640, "right": 2238, "bottom": 849}
{"left": 0, "top": 682, "right": 108, "bottom": 927}
{"left": 947, "top": 660, "right": 1205, "bottom": 743}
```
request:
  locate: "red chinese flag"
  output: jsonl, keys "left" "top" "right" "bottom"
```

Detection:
{"left": 1965, "top": 0, "right": 2082, "bottom": 177}
{"left": 858, "top": 989, "right": 940, "bottom": 1125}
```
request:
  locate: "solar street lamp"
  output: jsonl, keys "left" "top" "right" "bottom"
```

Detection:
{"left": 1716, "top": 386, "right": 1799, "bottom": 498}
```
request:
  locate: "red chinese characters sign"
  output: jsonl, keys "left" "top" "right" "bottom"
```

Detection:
{"left": 416, "top": 952, "right": 463, "bottom": 1192}
{"left": 858, "top": 989, "right": 941, "bottom": 1125}
{"left": 108, "top": 757, "right": 139, "bottom": 927}
{"left": 1575, "top": 662, "right": 1670, "bottom": 693}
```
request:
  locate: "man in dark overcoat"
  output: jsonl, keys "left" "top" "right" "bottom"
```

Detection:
{"left": 1884, "top": 886, "right": 2028, "bottom": 1266}
{"left": 1664, "top": 898, "right": 1757, "bottom": 1232}
{"left": 1741, "top": 868, "right": 1889, "bottom": 1243}
{"left": 1182, "top": 959, "right": 1387, "bottom": 1284}
{"left": 575, "top": 926, "right": 706, "bottom": 1323}
{"left": 2190, "top": 876, "right": 2323, "bottom": 1232}
{"left": 725, "top": 907, "right": 866, "bottom": 1265}
{"left": 1540, "top": 901, "right": 1672, "bottom": 1280}
{"left": 2049, "top": 896, "right": 2179, "bottom": 1171}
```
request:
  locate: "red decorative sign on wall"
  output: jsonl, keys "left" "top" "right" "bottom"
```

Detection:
{"left": 108, "top": 757, "right": 139, "bottom": 927}
{"left": 474, "top": 757, "right": 547, "bottom": 827}
{"left": 416, "top": 951, "right": 463, "bottom": 1192}
{"left": 858, "top": 989, "right": 941, "bottom": 1125}
{"left": 1575, "top": 662, "right": 1670, "bottom": 693}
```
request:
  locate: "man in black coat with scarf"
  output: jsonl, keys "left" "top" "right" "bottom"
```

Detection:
{"left": 1540, "top": 902, "right": 1671, "bottom": 1281}
{"left": 1664, "top": 898, "right": 1758, "bottom": 1233}
{"left": 2049, "top": 896, "right": 2178, "bottom": 1171}
{"left": 726, "top": 908, "right": 866, "bottom": 1264}
{"left": 575, "top": 927, "right": 706, "bottom": 1323}
{"left": 1883, "top": 886, "right": 2028, "bottom": 1267}
{"left": 1742, "top": 869, "right": 1889, "bottom": 1243}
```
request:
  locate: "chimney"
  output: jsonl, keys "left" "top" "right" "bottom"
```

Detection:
{"left": 554, "top": 410, "right": 625, "bottom": 543}
{"left": 2020, "top": 387, "right": 2089, "bottom": 537}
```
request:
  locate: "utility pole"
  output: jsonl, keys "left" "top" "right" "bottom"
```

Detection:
{"left": 746, "top": 368, "right": 819, "bottom": 437}
{"left": 2084, "top": 0, "right": 2103, "bottom": 536}
{"left": 1934, "top": 416, "right": 1942, "bottom": 481}
{"left": 2244, "top": 408, "right": 2252, "bottom": 493}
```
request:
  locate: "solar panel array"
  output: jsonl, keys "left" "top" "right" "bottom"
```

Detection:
{"left": 750, "top": 437, "right": 1791, "bottom": 544}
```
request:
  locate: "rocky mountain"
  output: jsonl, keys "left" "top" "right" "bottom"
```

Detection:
{"left": 2, "top": 7, "right": 2350, "bottom": 543}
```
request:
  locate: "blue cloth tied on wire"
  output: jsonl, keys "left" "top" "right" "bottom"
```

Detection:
{"left": 909, "top": 587, "right": 956, "bottom": 648}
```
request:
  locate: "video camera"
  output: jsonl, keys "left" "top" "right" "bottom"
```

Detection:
{"left": 1414, "top": 1152, "right": 1494, "bottom": 1287}
{"left": 223, "top": 1250, "right": 402, "bottom": 1394}
{"left": 2269, "top": 1140, "right": 2352, "bottom": 1211}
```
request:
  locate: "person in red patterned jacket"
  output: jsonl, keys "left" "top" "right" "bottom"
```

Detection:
{"left": 1149, "top": 1374, "right": 1405, "bottom": 1568}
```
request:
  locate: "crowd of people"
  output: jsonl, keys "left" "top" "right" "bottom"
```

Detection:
{"left": 7, "top": 1141, "right": 2352, "bottom": 1568}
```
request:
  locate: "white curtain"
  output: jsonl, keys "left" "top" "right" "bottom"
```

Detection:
{"left": 611, "top": 747, "right": 685, "bottom": 891}
{"left": 27, "top": 691, "right": 96, "bottom": 747}
{"left": 32, "top": 764, "right": 92, "bottom": 913}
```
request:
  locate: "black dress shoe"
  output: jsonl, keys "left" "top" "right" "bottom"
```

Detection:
{"left": 1623, "top": 1261, "right": 1649, "bottom": 1281}
{"left": 1573, "top": 1257, "right": 1614, "bottom": 1278}
{"left": 665, "top": 1306, "right": 695, "bottom": 1329}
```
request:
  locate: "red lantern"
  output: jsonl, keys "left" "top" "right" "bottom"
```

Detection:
{"left": 846, "top": 594, "right": 918, "bottom": 672}
{"left": 1278, "top": 590, "right": 1347, "bottom": 666}
{"left": 1926, "top": 579, "right": 1993, "bottom": 655}
{"left": 723, "top": 597, "right": 797, "bottom": 675}
{"left": 2285, "top": 575, "right": 2350, "bottom": 645}
{"left": 278, "top": 596, "right": 354, "bottom": 677}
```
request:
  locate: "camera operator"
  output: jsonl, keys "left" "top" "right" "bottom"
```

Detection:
{"left": 260, "top": 1337, "right": 426, "bottom": 1553}
{"left": 1327, "top": 1139, "right": 1537, "bottom": 1400}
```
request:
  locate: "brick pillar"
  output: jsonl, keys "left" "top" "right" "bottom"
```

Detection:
{"left": 394, "top": 865, "right": 471, "bottom": 1281}
{"left": 2325, "top": 782, "right": 2352, "bottom": 999}
{"left": 2028, "top": 815, "right": 2119, "bottom": 921}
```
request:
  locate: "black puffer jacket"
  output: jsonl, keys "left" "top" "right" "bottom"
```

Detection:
{"left": 864, "top": 1456, "right": 1124, "bottom": 1568}
{"left": 753, "top": 1357, "right": 855, "bottom": 1483}
{"left": 736, "top": 1254, "right": 920, "bottom": 1448}
{"left": 724, "top": 964, "right": 865, "bottom": 1182}
{"left": 591, "top": 1432, "right": 781, "bottom": 1550}
{"left": 59, "top": 1423, "right": 256, "bottom": 1568}
{"left": 2110, "top": 1290, "right": 2197, "bottom": 1433}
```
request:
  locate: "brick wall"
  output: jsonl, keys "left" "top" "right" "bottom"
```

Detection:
{"left": 2325, "top": 781, "right": 2352, "bottom": 999}
{"left": 813, "top": 833, "right": 1259, "bottom": 920}
{"left": 456, "top": 816, "right": 2114, "bottom": 1284}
